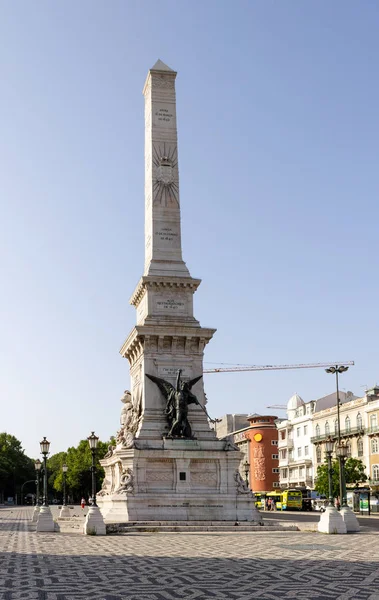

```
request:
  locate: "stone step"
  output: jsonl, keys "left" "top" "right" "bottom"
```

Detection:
{"left": 107, "top": 522, "right": 299, "bottom": 534}
{"left": 107, "top": 520, "right": 264, "bottom": 527}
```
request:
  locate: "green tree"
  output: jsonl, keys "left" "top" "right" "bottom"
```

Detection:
{"left": 315, "top": 457, "right": 367, "bottom": 498}
{"left": 48, "top": 439, "right": 110, "bottom": 502}
{"left": 0, "top": 433, "right": 35, "bottom": 502}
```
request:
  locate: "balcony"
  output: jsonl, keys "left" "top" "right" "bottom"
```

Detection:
{"left": 311, "top": 426, "right": 365, "bottom": 444}
{"left": 368, "top": 426, "right": 379, "bottom": 435}
{"left": 288, "top": 458, "right": 312, "bottom": 466}
{"left": 278, "top": 438, "right": 293, "bottom": 449}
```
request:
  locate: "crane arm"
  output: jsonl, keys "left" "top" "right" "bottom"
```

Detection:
{"left": 203, "top": 361, "right": 354, "bottom": 374}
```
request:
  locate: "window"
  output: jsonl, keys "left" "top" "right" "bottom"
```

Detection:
{"left": 288, "top": 449, "right": 293, "bottom": 460}
{"left": 272, "top": 454, "right": 279, "bottom": 460}
{"left": 281, "top": 468, "right": 288, "bottom": 478}
{"left": 273, "top": 482, "right": 280, "bottom": 488}
{"left": 316, "top": 446, "right": 322, "bottom": 463}
{"left": 299, "top": 467, "right": 304, "bottom": 478}
{"left": 297, "top": 427, "right": 301, "bottom": 438}
{"left": 271, "top": 440, "right": 278, "bottom": 445}
{"left": 297, "top": 447, "right": 302, "bottom": 458}
{"left": 371, "top": 438, "right": 379, "bottom": 454}
{"left": 304, "top": 445, "right": 309, "bottom": 456}
{"left": 370, "top": 415, "right": 378, "bottom": 430}
{"left": 358, "top": 439, "right": 363, "bottom": 457}
{"left": 334, "top": 420, "right": 338, "bottom": 434}
{"left": 280, "top": 449, "right": 287, "bottom": 460}
{"left": 325, "top": 421, "right": 330, "bottom": 435}
{"left": 357, "top": 413, "right": 362, "bottom": 429}
{"left": 272, "top": 468, "right": 280, "bottom": 473}
{"left": 307, "top": 467, "right": 312, "bottom": 476}
{"left": 373, "top": 465, "right": 379, "bottom": 480}
{"left": 346, "top": 444, "right": 351, "bottom": 458}
{"left": 280, "top": 430, "right": 286, "bottom": 440}
{"left": 345, "top": 416, "right": 351, "bottom": 432}
{"left": 315, "top": 424, "right": 320, "bottom": 438}
{"left": 304, "top": 425, "right": 308, "bottom": 435}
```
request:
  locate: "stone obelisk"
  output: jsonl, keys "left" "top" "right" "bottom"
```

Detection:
{"left": 120, "top": 59, "right": 216, "bottom": 444}
{"left": 98, "top": 61, "right": 260, "bottom": 524}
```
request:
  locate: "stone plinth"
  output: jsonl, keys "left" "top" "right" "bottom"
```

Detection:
{"left": 317, "top": 506, "right": 347, "bottom": 534}
{"left": 98, "top": 440, "right": 261, "bottom": 523}
{"left": 36, "top": 506, "right": 55, "bottom": 533}
{"left": 83, "top": 506, "right": 106, "bottom": 536}
{"left": 340, "top": 506, "right": 360, "bottom": 532}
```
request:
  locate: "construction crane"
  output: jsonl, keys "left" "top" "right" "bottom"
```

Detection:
{"left": 203, "top": 361, "right": 354, "bottom": 374}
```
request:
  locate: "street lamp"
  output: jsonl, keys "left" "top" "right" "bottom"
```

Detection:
{"left": 62, "top": 464, "right": 68, "bottom": 506}
{"left": 83, "top": 431, "right": 106, "bottom": 535}
{"left": 36, "top": 437, "right": 55, "bottom": 532}
{"left": 336, "top": 442, "right": 348, "bottom": 507}
{"left": 325, "top": 365, "right": 359, "bottom": 532}
{"left": 88, "top": 431, "right": 99, "bottom": 507}
{"left": 325, "top": 366, "right": 349, "bottom": 507}
{"left": 59, "top": 463, "right": 70, "bottom": 518}
{"left": 40, "top": 437, "right": 50, "bottom": 506}
{"left": 35, "top": 459, "right": 42, "bottom": 506}
{"left": 243, "top": 460, "right": 250, "bottom": 487}
{"left": 324, "top": 438, "right": 334, "bottom": 507}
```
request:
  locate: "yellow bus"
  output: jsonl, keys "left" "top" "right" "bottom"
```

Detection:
{"left": 254, "top": 489, "right": 303, "bottom": 511}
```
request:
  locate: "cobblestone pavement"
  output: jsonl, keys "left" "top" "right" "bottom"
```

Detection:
{"left": 1, "top": 507, "right": 379, "bottom": 600}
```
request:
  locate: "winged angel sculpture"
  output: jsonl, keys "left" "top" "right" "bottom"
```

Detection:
{"left": 146, "top": 369, "right": 213, "bottom": 438}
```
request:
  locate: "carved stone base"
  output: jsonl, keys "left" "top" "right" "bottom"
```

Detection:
{"left": 59, "top": 505, "right": 71, "bottom": 518}
{"left": 340, "top": 506, "right": 360, "bottom": 532}
{"left": 98, "top": 444, "right": 261, "bottom": 523}
{"left": 83, "top": 506, "right": 106, "bottom": 536}
{"left": 32, "top": 505, "right": 41, "bottom": 523}
{"left": 36, "top": 506, "right": 55, "bottom": 533}
{"left": 317, "top": 506, "right": 347, "bottom": 534}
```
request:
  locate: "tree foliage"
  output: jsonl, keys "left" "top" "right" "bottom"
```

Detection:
{"left": 315, "top": 457, "right": 367, "bottom": 498}
{"left": 47, "top": 439, "right": 111, "bottom": 502}
{"left": 0, "top": 433, "right": 35, "bottom": 501}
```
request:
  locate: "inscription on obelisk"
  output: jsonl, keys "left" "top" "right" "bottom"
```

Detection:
{"left": 143, "top": 59, "right": 190, "bottom": 277}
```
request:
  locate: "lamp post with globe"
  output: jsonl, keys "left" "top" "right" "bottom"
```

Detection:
{"left": 36, "top": 437, "right": 55, "bottom": 532}
{"left": 325, "top": 365, "right": 360, "bottom": 532}
{"left": 59, "top": 464, "right": 71, "bottom": 518}
{"left": 83, "top": 432, "right": 106, "bottom": 536}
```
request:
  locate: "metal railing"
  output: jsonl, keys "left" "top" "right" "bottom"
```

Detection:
{"left": 367, "top": 426, "right": 379, "bottom": 435}
{"left": 311, "top": 426, "right": 365, "bottom": 444}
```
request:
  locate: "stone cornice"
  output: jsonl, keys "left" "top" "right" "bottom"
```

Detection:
{"left": 130, "top": 276, "right": 202, "bottom": 307}
{"left": 120, "top": 324, "right": 217, "bottom": 363}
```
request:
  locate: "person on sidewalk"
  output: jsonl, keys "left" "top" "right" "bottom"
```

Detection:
{"left": 81, "top": 497, "right": 86, "bottom": 509}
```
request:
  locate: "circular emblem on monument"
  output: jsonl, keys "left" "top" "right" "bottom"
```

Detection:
{"left": 254, "top": 433, "right": 263, "bottom": 442}
{"left": 156, "top": 157, "right": 174, "bottom": 186}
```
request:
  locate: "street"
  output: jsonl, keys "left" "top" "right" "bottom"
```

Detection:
{"left": 1, "top": 506, "right": 379, "bottom": 599}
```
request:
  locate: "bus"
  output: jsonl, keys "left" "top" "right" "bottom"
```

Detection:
{"left": 254, "top": 489, "right": 303, "bottom": 511}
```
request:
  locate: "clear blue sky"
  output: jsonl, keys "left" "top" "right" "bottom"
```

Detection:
{"left": 1, "top": 1, "right": 378, "bottom": 458}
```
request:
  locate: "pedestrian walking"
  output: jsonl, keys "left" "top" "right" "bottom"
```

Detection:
{"left": 81, "top": 497, "right": 86, "bottom": 509}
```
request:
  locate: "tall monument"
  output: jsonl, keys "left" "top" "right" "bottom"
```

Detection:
{"left": 98, "top": 60, "right": 260, "bottom": 522}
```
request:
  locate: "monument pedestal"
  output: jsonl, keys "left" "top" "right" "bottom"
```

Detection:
{"left": 98, "top": 440, "right": 261, "bottom": 523}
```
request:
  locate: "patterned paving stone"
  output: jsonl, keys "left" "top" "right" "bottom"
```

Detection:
{"left": 1, "top": 507, "right": 379, "bottom": 600}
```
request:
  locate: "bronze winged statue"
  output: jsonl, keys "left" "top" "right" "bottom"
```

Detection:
{"left": 146, "top": 369, "right": 204, "bottom": 438}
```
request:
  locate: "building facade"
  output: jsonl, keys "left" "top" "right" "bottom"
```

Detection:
{"left": 276, "top": 394, "right": 315, "bottom": 490}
